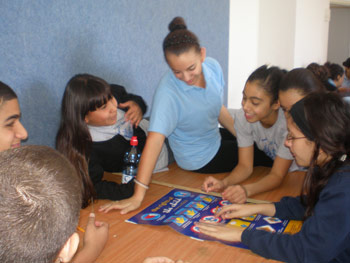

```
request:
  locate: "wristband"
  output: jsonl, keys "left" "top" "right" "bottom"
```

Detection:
{"left": 134, "top": 179, "right": 149, "bottom": 190}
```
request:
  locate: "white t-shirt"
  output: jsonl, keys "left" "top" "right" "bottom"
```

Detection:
{"left": 234, "top": 108, "right": 293, "bottom": 161}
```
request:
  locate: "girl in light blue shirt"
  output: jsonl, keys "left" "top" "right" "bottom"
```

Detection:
{"left": 100, "top": 16, "right": 237, "bottom": 215}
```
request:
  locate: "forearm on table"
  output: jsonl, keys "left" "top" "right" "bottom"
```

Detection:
{"left": 134, "top": 132, "right": 165, "bottom": 199}
{"left": 223, "top": 163, "right": 253, "bottom": 187}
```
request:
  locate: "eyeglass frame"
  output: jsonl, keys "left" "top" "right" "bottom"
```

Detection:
{"left": 286, "top": 133, "right": 306, "bottom": 141}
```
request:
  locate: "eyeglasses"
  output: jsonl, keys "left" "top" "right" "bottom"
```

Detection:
{"left": 286, "top": 133, "right": 306, "bottom": 141}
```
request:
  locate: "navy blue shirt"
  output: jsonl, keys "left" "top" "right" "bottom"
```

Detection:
{"left": 242, "top": 165, "right": 350, "bottom": 262}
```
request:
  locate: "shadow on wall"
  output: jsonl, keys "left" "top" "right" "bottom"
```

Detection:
{"left": 20, "top": 81, "right": 59, "bottom": 147}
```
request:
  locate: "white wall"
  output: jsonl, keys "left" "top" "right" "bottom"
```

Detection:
{"left": 294, "top": 0, "right": 330, "bottom": 67}
{"left": 228, "top": 0, "right": 330, "bottom": 109}
{"left": 327, "top": 7, "right": 350, "bottom": 65}
{"left": 258, "top": 0, "right": 296, "bottom": 69}
{"left": 228, "top": 0, "right": 260, "bottom": 109}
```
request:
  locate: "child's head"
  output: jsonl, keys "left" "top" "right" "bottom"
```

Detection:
{"left": 0, "top": 145, "right": 82, "bottom": 263}
{"left": 324, "top": 62, "right": 345, "bottom": 87}
{"left": 0, "top": 81, "right": 28, "bottom": 152}
{"left": 242, "top": 65, "right": 284, "bottom": 125}
{"left": 61, "top": 74, "right": 115, "bottom": 128}
{"left": 288, "top": 92, "right": 350, "bottom": 167}
{"left": 163, "top": 17, "right": 206, "bottom": 87}
{"left": 342, "top": 57, "right": 350, "bottom": 79}
{"left": 279, "top": 68, "right": 322, "bottom": 113}
{"left": 306, "top": 62, "right": 329, "bottom": 85}
{"left": 286, "top": 92, "right": 350, "bottom": 217}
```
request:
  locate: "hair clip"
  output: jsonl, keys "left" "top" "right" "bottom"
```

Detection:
{"left": 339, "top": 154, "right": 347, "bottom": 162}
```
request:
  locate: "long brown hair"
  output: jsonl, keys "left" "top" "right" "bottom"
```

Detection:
{"left": 291, "top": 92, "right": 350, "bottom": 218}
{"left": 56, "top": 74, "right": 112, "bottom": 208}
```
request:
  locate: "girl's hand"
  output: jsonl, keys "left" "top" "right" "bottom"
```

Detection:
{"left": 99, "top": 197, "right": 142, "bottom": 215}
{"left": 195, "top": 221, "right": 243, "bottom": 242}
{"left": 215, "top": 203, "right": 275, "bottom": 219}
{"left": 202, "top": 176, "right": 225, "bottom": 193}
{"left": 222, "top": 185, "right": 247, "bottom": 204}
{"left": 84, "top": 213, "right": 109, "bottom": 248}
{"left": 119, "top": 101, "right": 143, "bottom": 127}
{"left": 215, "top": 203, "right": 257, "bottom": 219}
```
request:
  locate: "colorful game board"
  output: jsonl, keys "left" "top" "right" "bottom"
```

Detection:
{"left": 126, "top": 189, "right": 302, "bottom": 249}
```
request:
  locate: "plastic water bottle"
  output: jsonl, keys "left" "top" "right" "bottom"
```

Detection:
{"left": 122, "top": 136, "right": 141, "bottom": 184}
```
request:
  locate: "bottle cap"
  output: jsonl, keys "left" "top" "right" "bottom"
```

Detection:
{"left": 130, "top": 136, "right": 138, "bottom": 146}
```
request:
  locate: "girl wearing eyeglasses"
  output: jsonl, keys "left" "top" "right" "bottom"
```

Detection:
{"left": 197, "top": 92, "right": 350, "bottom": 262}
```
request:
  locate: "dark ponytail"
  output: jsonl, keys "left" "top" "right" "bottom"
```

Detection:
{"left": 163, "top": 17, "right": 200, "bottom": 57}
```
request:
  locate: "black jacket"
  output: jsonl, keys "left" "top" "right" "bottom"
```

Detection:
{"left": 88, "top": 84, "right": 147, "bottom": 200}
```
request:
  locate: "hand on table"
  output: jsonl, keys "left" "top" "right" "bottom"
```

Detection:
{"left": 119, "top": 101, "right": 143, "bottom": 127}
{"left": 195, "top": 220, "right": 243, "bottom": 243}
{"left": 201, "top": 176, "right": 225, "bottom": 193}
{"left": 99, "top": 196, "right": 142, "bottom": 215}
{"left": 222, "top": 185, "right": 247, "bottom": 204}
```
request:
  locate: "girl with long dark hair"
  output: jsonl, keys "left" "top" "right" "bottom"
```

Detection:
{"left": 197, "top": 92, "right": 350, "bottom": 262}
{"left": 56, "top": 74, "right": 164, "bottom": 208}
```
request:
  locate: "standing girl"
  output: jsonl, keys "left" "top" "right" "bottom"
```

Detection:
{"left": 202, "top": 65, "right": 294, "bottom": 204}
{"left": 197, "top": 92, "right": 350, "bottom": 262}
{"left": 100, "top": 17, "right": 237, "bottom": 214}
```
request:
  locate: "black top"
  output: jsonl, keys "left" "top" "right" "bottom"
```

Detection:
{"left": 110, "top": 84, "right": 147, "bottom": 114}
{"left": 88, "top": 84, "right": 147, "bottom": 200}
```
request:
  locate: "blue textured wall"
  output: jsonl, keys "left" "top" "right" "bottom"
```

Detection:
{"left": 0, "top": 1, "right": 230, "bottom": 147}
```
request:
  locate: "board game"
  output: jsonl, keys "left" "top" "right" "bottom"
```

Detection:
{"left": 126, "top": 189, "right": 302, "bottom": 248}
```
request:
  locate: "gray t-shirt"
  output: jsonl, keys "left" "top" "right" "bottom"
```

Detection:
{"left": 234, "top": 108, "right": 293, "bottom": 161}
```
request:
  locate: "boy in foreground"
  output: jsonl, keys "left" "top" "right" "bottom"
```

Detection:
{"left": 0, "top": 145, "right": 108, "bottom": 263}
